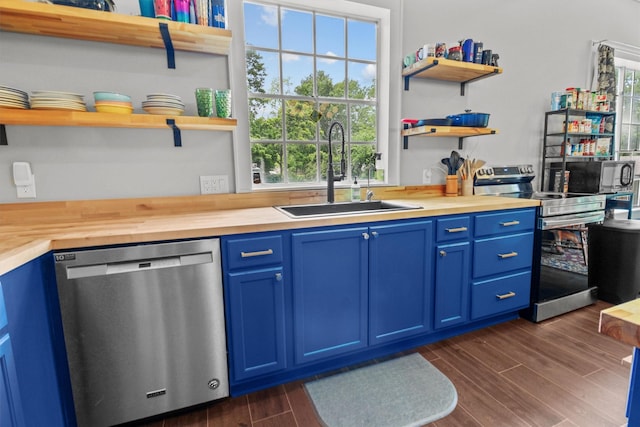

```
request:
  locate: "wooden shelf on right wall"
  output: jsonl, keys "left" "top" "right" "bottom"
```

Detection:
{"left": 401, "top": 125, "right": 498, "bottom": 149}
{"left": 402, "top": 57, "right": 502, "bottom": 93}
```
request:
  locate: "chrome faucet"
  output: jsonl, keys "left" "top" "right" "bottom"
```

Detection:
{"left": 326, "top": 121, "right": 346, "bottom": 203}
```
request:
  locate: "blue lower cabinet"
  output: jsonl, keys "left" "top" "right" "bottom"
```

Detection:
{"left": 227, "top": 267, "right": 287, "bottom": 381}
{"left": 224, "top": 209, "right": 535, "bottom": 394}
{"left": 434, "top": 242, "right": 471, "bottom": 329}
{"left": 1, "top": 281, "right": 25, "bottom": 427}
{"left": 292, "top": 227, "right": 369, "bottom": 364}
{"left": 369, "top": 221, "right": 433, "bottom": 344}
{"left": 1, "top": 256, "right": 70, "bottom": 427}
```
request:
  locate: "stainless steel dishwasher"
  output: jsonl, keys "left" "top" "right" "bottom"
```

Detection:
{"left": 54, "top": 238, "right": 229, "bottom": 427}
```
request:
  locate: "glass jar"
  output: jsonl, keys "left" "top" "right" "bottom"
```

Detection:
{"left": 448, "top": 46, "right": 462, "bottom": 61}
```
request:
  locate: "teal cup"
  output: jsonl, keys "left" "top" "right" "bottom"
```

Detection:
{"left": 138, "top": 0, "right": 154, "bottom": 17}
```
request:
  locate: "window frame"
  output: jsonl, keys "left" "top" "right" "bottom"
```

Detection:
{"left": 230, "top": 0, "right": 391, "bottom": 191}
{"left": 615, "top": 57, "right": 640, "bottom": 156}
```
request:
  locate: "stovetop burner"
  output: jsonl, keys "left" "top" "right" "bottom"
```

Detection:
{"left": 474, "top": 164, "right": 607, "bottom": 216}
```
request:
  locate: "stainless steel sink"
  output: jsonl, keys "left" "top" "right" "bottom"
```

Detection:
{"left": 274, "top": 200, "right": 423, "bottom": 218}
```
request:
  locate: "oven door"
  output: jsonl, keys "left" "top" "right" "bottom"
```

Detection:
{"left": 528, "top": 210, "right": 605, "bottom": 322}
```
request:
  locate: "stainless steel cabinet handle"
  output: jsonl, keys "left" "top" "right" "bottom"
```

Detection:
{"left": 496, "top": 291, "right": 516, "bottom": 300}
{"left": 445, "top": 227, "right": 468, "bottom": 233}
{"left": 240, "top": 249, "right": 274, "bottom": 258}
{"left": 500, "top": 220, "right": 520, "bottom": 227}
{"left": 275, "top": 273, "right": 282, "bottom": 281}
{"left": 498, "top": 251, "right": 518, "bottom": 259}
{"left": 363, "top": 232, "right": 370, "bottom": 240}
{"left": 439, "top": 250, "right": 446, "bottom": 257}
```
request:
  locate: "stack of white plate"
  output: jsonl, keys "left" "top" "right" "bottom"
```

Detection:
{"left": 0, "top": 85, "right": 30, "bottom": 109}
{"left": 142, "top": 93, "right": 185, "bottom": 115}
{"left": 31, "top": 91, "right": 87, "bottom": 111}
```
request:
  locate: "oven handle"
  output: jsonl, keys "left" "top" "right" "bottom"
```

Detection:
{"left": 621, "top": 163, "right": 634, "bottom": 186}
{"left": 538, "top": 211, "right": 605, "bottom": 230}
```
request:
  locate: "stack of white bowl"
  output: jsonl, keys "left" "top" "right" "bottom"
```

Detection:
{"left": 142, "top": 93, "right": 185, "bottom": 115}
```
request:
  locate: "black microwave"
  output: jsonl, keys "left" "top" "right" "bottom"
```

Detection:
{"left": 557, "top": 160, "right": 635, "bottom": 194}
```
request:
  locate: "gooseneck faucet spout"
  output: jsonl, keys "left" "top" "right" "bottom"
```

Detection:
{"left": 327, "top": 121, "right": 346, "bottom": 203}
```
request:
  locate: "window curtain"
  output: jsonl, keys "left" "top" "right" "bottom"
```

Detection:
{"left": 595, "top": 44, "right": 617, "bottom": 111}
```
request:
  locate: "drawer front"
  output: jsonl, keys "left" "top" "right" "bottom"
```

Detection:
{"left": 471, "top": 271, "right": 531, "bottom": 319}
{"left": 226, "top": 235, "right": 283, "bottom": 270}
{"left": 436, "top": 216, "right": 471, "bottom": 242}
{"left": 474, "top": 209, "right": 535, "bottom": 237}
{"left": 473, "top": 232, "right": 533, "bottom": 278}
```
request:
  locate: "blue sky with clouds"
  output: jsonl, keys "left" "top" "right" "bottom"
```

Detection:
{"left": 244, "top": 2, "right": 377, "bottom": 97}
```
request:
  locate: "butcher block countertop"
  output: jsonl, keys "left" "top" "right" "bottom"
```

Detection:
{"left": 0, "top": 186, "right": 540, "bottom": 276}
{"left": 600, "top": 299, "right": 640, "bottom": 348}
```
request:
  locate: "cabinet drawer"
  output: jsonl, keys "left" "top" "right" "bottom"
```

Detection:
{"left": 473, "top": 232, "right": 534, "bottom": 278}
{"left": 436, "top": 216, "right": 471, "bottom": 242}
{"left": 226, "top": 235, "right": 283, "bottom": 270}
{"left": 471, "top": 271, "right": 531, "bottom": 319}
{"left": 474, "top": 209, "right": 535, "bottom": 237}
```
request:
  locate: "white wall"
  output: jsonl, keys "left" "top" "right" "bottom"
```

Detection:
{"left": 0, "top": 0, "right": 234, "bottom": 202}
{"left": 0, "top": 0, "right": 638, "bottom": 202}
{"left": 400, "top": 0, "right": 640, "bottom": 188}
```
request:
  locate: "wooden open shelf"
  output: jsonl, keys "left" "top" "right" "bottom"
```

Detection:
{"left": 0, "top": 108, "right": 237, "bottom": 146}
{"left": 402, "top": 57, "right": 502, "bottom": 92}
{"left": 401, "top": 125, "right": 498, "bottom": 149}
{"left": 0, "top": 108, "right": 237, "bottom": 130}
{"left": 0, "top": 0, "right": 232, "bottom": 55}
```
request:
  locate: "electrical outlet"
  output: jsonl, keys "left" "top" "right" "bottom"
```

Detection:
{"left": 200, "top": 175, "right": 229, "bottom": 194}
{"left": 422, "top": 168, "right": 432, "bottom": 184}
{"left": 212, "top": 175, "right": 229, "bottom": 193}
{"left": 16, "top": 175, "right": 36, "bottom": 198}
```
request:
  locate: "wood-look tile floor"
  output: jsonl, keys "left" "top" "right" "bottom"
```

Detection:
{"left": 135, "top": 301, "right": 631, "bottom": 427}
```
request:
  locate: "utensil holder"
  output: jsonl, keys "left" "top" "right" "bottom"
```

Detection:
{"left": 445, "top": 175, "right": 458, "bottom": 197}
{"left": 461, "top": 179, "right": 473, "bottom": 196}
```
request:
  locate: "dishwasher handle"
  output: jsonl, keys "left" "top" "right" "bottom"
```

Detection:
{"left": 66, "top": 252, "right": 214, "bottom": 279}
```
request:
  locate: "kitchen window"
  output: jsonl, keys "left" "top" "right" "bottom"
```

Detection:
{"left": 243, "top": 0, "right": 389, "bottom": 187}
{"left": 614, "top": 57, "right": 640, "bottom": 206}
{"left": 616, "top": 59, "right": 640, "bottom": 154}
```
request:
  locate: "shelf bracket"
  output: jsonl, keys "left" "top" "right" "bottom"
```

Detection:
{"left": 457, "top": 129, "right": 496, "bottom": 150}
{"left": 0, "top": 125, "right": 7, "bottom": 146}
{"left": 460, "top": 68, "right": 501, "bottom": 96}
{"left": 403, "top": 60, "right": 440, "bottom": 91}
{"left": 402, "top": 124, "right": 436, "bottom": 149}
{"left": 403, "top": 123, "right": 409, "bottom": 148}
{"left": 158, "top": 22, "right": 176, "bottom": 69}
{"left": 166, "top": 119, "right": 182, "bottom": 147}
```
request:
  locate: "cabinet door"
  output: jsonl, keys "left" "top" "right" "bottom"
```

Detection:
{"left": 1, "top": 256, "right": 69, "bottom": 427}
{"left": 292, "top": 227, "right": 368, "bottom": 364}
{"left": 1, "top": 334, "right": 24, "bottom": 427}
{"left": 369, "top": 221, "right": 433, "bottom": 344}
{"left": 434, "top": 242, "right": 470, "bottom": 329}
{"left": 1, "top": 282, "right": 25, "bottom": 427}
{"left": 227, "top": 267, "right": 286, "bottom": 382}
